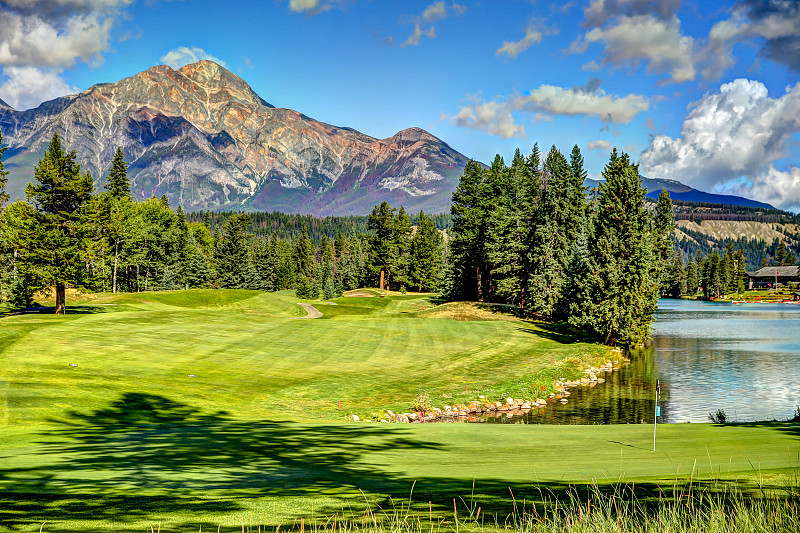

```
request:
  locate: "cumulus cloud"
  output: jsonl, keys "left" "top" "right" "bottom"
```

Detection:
{"left": 449, "top": 82, "right": 648, "bottom": 138}
{"left": 583, "top": 0, "right": 681, "bottom": 27}
{"left": 702, "top": 0, "right": 800, "bottom": 79}
{"left": 0, "top": 65, "right": 78, "bottom": 110}
{"left": 451, "top": 100, "right": 526, "bottom": 139}
{"left": 577, "top": 14, "right": 696, "bottom": 84}
{"left": 496, "top": 22, "right": 543, "bottom": 59}
{"left": 588, "top": 140, "right": 612, "bottom": 150}
{"left": 639, "top": 78, "right": 800, "bottom": 211}
{"left": 512, "top": 83, "right": 649, "bottom": 123}
{"left": 0, "top": 0, "right": 131, "bottom": 110}
{"left": 160, "top": 46, "right": 227, "bottom": 69}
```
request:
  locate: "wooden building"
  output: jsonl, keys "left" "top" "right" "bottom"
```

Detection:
{"left": 748, "top": 266, "right": 800, "bottom": 289}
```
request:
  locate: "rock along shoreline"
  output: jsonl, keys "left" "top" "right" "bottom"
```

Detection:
{"left": 348, "top": 356, "right": 631, "bottom": 424}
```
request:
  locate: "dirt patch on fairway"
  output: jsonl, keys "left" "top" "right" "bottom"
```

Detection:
{"left": 343, "top": 290, "right": 376, "bottom": 297}
{"left": 294, "top": 303, "right": 323, "bottom": 319}
{"left": 416, "top": 301, "right": 519, "bottom": 321}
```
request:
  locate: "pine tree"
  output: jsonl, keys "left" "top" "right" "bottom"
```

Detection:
{"left": 105, "top": 146, "right": 131, "bottom": 200}
{"left": 20, "top": 132, "right": 94, "bottom": 313}
{"left": 410, "top": 211, "right": 443, "bottom": 292}
{"left": 293, "top": 224, "right": 316, "bottom": 281}
{"left": 393, "top": 206, "right": 413, "bottom": 290}
{"left": 685, "top": 260, "right": 698, "bottom": 296}
{"left": 367, "top": 201, "right": 397, "bottom": 289}
{"left": 653, "top": 189, "right": 676, "bottom": 296}
{"left": 214, "top": 214, "right": 251, "bottom": 288}
{"left": 0, "top": 128, "right": 9, "bottom": 208}
{"left": 570, "top": 149, "right": 658, "bottom": 346}
{"left": 448, "top": 160, "right": 487, "bottom": 301}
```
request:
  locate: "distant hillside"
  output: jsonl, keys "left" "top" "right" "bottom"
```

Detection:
{"left": 585, "top": 177, "right": 775, "bottom": 209}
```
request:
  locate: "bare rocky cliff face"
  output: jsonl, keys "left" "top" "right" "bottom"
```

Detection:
{"left": 0, "top": 60, "right": 469, "bottom": 215}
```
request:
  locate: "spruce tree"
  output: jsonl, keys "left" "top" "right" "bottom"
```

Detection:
{"left": 570, "top": 149, "right": 658, "bottom": 346}
{"left": 393, "top": 206, "right": 413, "bottom": 290}
{"left": 214, "top": 214, "right": 251, "bottom": 288}
{"left": 449, "top": 160, "right": 488, "bottom": 300}
{"left": 653, "top": 189, "right": 676, "bottom": 295}
{"left": 367, "top": 201, "right": 397, "bottom": 289}
{"left": 0, "top": 128, "right": 9, "bottom": 208}
{"left": 410, "top": 211, "right": 443, "bottom": 292}
{"left": 22, "top": 132, "right": 94, "bottom": 314}
{"left": 106, "top": 146, "right": 131, "bottom": 200}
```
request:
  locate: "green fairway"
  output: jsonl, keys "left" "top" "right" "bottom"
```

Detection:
{"left": 1, "top": 290, "right": 798, "bottom": 532}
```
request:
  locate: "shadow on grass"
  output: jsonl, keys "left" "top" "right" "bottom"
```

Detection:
{"left": 2, "top": 393, "right": 798, "bottom": 531}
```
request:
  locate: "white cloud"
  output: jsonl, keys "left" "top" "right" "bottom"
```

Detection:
{"left": 513, "top": 84, "right": 649, "bottom": 123}
{"left": 0, "top": 10, "right": 113, "bottom": 68}
{"left": 701, "top": 0, "right": 800, "bottom": 79}
{"left": 288, "top": 0, "right": 325, "bottom": 13}
{"left": 496, "top": 23, "right": 543, "bottom": 59}
{"left": 640, "top": 78, "right": 800, "bottom": 211}
{"left": 160, "top": 47, "right": 227, "bottom": 69}
{"left": 399, "top": 2, "right": 464, "bottom": 48}
{"left": 0, "top": 66, "right": 78, "bottom": 110}
{"left": 451, "top": 100, "right": 525, "bottom": 139}
{"left": 422, "top": 1, "right": 446, "bottom": 22}
{"left": 583, "top": 0, "right": 681, "bottom": 27}
{"left": 401, "top": 24, "right": 436, "bottom": 47}
{"left": 588, "top": 140, "right": 612, "bottom": 150}
{"left": 579, "top": 14, "right": 695, "bottom": 84}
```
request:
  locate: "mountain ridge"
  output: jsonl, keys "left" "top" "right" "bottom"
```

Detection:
{"left": 0, "top": 60, "right": 469, "bottom": 215}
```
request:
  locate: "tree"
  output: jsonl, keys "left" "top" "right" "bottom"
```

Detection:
{"left": 0, "top": 128, "right": 9, "bottom": 208}
{"left": 776, "top": 240, "right": 795, "bottom": 266}
{"left": 214, "top": 214, "right": 251, "bottom": 289}
{"left": 653, "top": 189, "right": 676, "bottom": 295}
{"left": 448, "top": 160, "right": 487, "bottom": 300}
{"left": 367, "top": 201, "right": 397, "bottom": 289}
{"left": 20, "top": 132, "right": 93, "bottom": 314}
{"left": 410, "top": 211, "right": 443, "bottom": 292}
{"left": 569, "top": 149, "right": 658, "bottom": 346}
{"left": 392, "top": 206, "right": 413, "bottom": 290}
{"left": 685, "top": 260, "right": 698, "bottom": 296}
{"left": 105, "top": 147, "right": 131, "bottom": 200}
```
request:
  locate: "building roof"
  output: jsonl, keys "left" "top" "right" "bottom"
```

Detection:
{"left": 750, "top": 266, "right": 800, "bottom": 278}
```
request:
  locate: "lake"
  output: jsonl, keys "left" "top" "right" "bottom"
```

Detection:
{"left": 489, "top": 299, "right": 800, "bottom": 424}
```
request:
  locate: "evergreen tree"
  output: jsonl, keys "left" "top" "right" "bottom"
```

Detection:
{"left": 665, "top": 251, "right": 686, "bottom": 298}
{"left": 410, "top": 211, "right": 444, "bottom": 292}
{"left": 367, "top": 201, "right": 397, "bottom": 289}
{"left": 448, "top": 160, "right": 487, "bottom": 300}
{"left": 393, "top": 206, "right": 413, "bottom": 290}
{"left": 214, "top": 214, "right": 251, "bottom": 289}
{"left": 19, "top": 132, "right": 94, "bottom": 313}
{"left": 776, "top": 240, "right": 795, "bottom": 266}
{"left": 685, "top": 260, "right": 698, "bottom": 296}
{"left": 105, "top": 146, "right": 131, "bottom": 200}
{"left": 293, "top": 224, "right": 316, "bottom": 281}
{"left": 653, "top": 189, "right": 676, "bottom": 295}
{"left": 0, "top": 128, "right": 9, "bottom": 208}
{"left": 570, "top": 149, "right": 658, "bottom": 346}
{"left": 734, "top": 249, "right": 747, "bottom": 293}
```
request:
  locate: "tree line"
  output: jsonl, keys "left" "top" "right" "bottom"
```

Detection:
{"left": 444, "top": 144, "right": 675, "bottom": 347}
{"left": 0, "top": 132, "right": 445, "bottom": 313}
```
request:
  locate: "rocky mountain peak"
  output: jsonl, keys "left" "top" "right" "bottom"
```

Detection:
{"left": 0, "top": 61, "right": 470, "bottom": 215}
{"left": 0, "top": 97, "right": 11, "bottom": 109}
{"left": 385, "top": 127, "right": 441, "bottom": 145}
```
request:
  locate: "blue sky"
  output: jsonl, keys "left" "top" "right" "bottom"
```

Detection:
{"left": 1, "top": 0, "right": 799, "bottom": 210}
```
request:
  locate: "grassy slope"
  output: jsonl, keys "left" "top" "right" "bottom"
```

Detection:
{"left": 0, "top": 290, "right": 797, "bottom": 532}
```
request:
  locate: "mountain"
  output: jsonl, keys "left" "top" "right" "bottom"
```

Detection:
{"left": 584, "top": 176, "right": 775, "bottom": 209}
{"left": 0, "top": 60, "right": 469, "bottom": 216}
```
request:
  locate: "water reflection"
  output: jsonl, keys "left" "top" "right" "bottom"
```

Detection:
{"left": 487, "top": 299, "right": 800, "bottom": 424}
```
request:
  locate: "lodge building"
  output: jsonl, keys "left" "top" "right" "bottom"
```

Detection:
{"left": 747, "top": 266, "right": 800, "bottom": 289}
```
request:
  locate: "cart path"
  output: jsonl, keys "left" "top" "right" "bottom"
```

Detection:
{"left": 294, "top": 303, "right": 323, "bottom": 319}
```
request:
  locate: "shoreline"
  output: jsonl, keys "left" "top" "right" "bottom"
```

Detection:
{"left": 349, "top": 355, "right": 630, "bottom": 424}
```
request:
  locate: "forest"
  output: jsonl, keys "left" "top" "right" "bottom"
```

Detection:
{"left": 0, "top": 128, "right": 795, "bottom": 346}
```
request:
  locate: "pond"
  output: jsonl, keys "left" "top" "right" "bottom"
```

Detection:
{"left": 487, "top": 299, "right": 800, "bottom": 424}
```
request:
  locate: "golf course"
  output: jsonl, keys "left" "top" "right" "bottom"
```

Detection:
{"left": 1, "top": 290, "right": 798, "bottom": 532}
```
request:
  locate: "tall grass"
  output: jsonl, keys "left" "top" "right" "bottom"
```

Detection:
{"left": 89, "top": 479, "right": 799, "bottom": 533}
